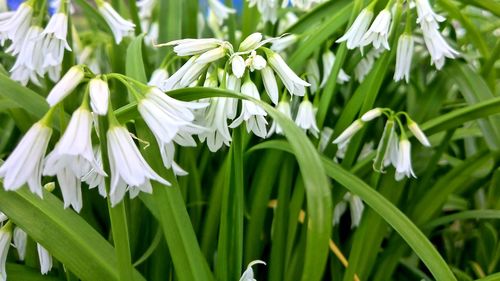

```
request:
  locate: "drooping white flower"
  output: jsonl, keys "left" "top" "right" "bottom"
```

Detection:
{"left": 320, "top": 50, "right": 350, "bottom": 87}
{"left": 332, "top": 120, "right": 363, "bottom": 146}
{"left": 208, "top": 0, "right": 236, "bottom": 25}
{"left": 239, "top": 260, "right": 266, "bottom": 281}
{"left": 270, "top": 34, "right": 298, "bottom": 52}
{"left": 360, "top": 108, "right": 382, "bottom": 122}
{"left": 107, "top": 125, "right": 170, "bottom": 206}
{"left": 46, "top": 65, "right": 85, "bottom": 106}
{"left": 261, "top": 66, "right": 279, "bottom": 105}
{"left": 421, "top": 27, "right": 458, "bottom": 69}
{"left": 373, "top": 119, "right": 397, "bottom": 172}
{"left": 98, "top": 2, "right": 135, "bottom": 44}
{"left": 408, "top": 120, "right": 431, "bottom": 147}
{"left": 239, "top": 32, "right": 263, "bottom": 52}
{"left": 0, "top": 223, "right": 12, "bottom": 281}
{"left": 13, "top": 227, "right": 27, "bottom": 261}
{"left": 81, "top": 147, "right": 107, "bottom": 198}
{"left": 395, "top": 139, "right": 416, "bottom": 181}
{"left": 232, "top": 55, "right": 246, "bottom": 78}
{"left": 295, "top": 99, "right": 319, "bottom": 137}
{"left": 161, "top": 56, "right": 198, "bottom": 90}
{"left": 265, "top": 49, "right": 310, "bottom": 96}
{"left": 164, "top": 38, "right": 224, "bottom": 56}
{"left": 37, "top": 244, "right": 52, "bottom": 275}
{"left": 230, "top": 79, "right": 268, "bottom": 138}
{"left": 336, "top": 8, "right": 374, "bottom": 49}
{"left": 137, "top": 0, "right": 156, "bottom": 19}
{"left": 0, "top": 3, "right": 32, "bottom": 50}
{"left": 333, "top": 192, "right": 364, "bottom": 228}
{"left": 0, "top": 122, "right": 52, "bottom": 197}
{"left": 268, "top": 99, "right": 292, "bottom": 137}
{"left": 248, "top": 0, "right": 279, "bottom": 23}
{"left": 9, "top": 26, "right": 45, "bottom": 85}
{"left": 361, "top": 9, "right": 392, "bottom": 50}
{"left": 415, "top": 0, "right": 445, "bottom": 26}
{"left": 245, "top": 51, "right": 267, "bottom": 72}
{"left": 89, "top": 78, "right": 110, "bottom": 115}
{"left": 354, "top": 47, "right": 383, "bottom": 82}
{"left": 195, "top": 43, "right": 229, "bottom": 64}
{"left": 394, "top": 34, "right": 414, "bottom": 83}
{"left": 40, "top": 12, "right": 71, "bottom": 69}
{"left": 148, "top": 68, "right": 169, "bottom": 87}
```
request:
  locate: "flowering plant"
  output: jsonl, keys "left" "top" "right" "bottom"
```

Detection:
{"left": 0, "top": 0, "right": 498, "bottom": 280}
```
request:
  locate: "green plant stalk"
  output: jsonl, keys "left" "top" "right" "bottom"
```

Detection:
{"left": 127, "top": 0, "right": 142, "bottom": 35}
{"left": 97, "top": 116, "right": 134, "bottom": 281}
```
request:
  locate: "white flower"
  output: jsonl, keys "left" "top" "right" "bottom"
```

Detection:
{"left": 98, "top": 2, "right": 135, "bottom": 44}
{"left": 230, "top": 79, "right": 268, "bottom": 138}
{"left": 265, "top": 50, "right": 310, "bottom": 96}
{"left": 0, "top": 223, "right": 11, "bottom": 281}
{"left": 333, "top": 192, "right": 364, "bottom": 228}
{"left": 81, "top": 147, "right": 107, "bottom": 198}
{"left": 354, "top": 47, "right": 383, "bottom": 82}
{"left": 239, "top": 260, "right": 266, "bottom": 281}
{"left": 261, "top": 66, "right": 279, "bottom": 105}
{"left": 164, "top": 38, "right": 224, "bottom": 56}
{"left": 336, "top": 8, "right": 374, "bottom": 49}
{"left": 408, "top": 120, "right": 431, "bottom": 147}
{"left": 373, "top": 119, "right": 397, "bottom": 172}
{"left": 46, "top": 65, "right": 85, "bottom": 106}
{"left": 295, "top": 99, "right": 319, "bottom": 137}
{"left": 394, "top": 34, "right": 414, "bottom": 83}
{"left": 248, "top": 0, "right": 279, "bottom": 23}
{"left": 0, "top": 122, "right": 52, "bottom": 197}
{"left": 9, "top": 26, "right": 45, "bottom": 85}
{"left": 395, "top": 139, "right": 416, "bottom": 181}
{"left": 13, "top": 227, "right": 27, "bottom": 261}
{"left": 320, "top": 50, "right": 350, "bottom": 87}
{"left": 107, "top": 126, "right": 170, "bottom": 206}
{"left": 161, "top": 56, "right": 197, "bottom": 90}
{"left": 415, "top": 0, "right": 445, "bottom": 26}
{"left": 37, "top": 244, "right": 52, "bottom": 274}
{"left": 421, "top": 27, "right": 458, "bottom": 69}
{"left": 0, "top": 3, "right": 32, "bottom": 50}
{"left": 361, "top": 9, "right": 391, "bottom": 50}
{"left": 40, "top": 13, "right": 71, "bottom": 69}
{"left": 245, "top": 51, "right": 267, "bottom": 72}
{"left": 270, "top": 34, "right": 298, "bottom": 52}
{"left": 208, "top": 0, "right": 235, "bottom": 25}
{"left": 384, "top": 127, "right": 399, "bottom": 168}
{"left": 195, "top": 44, "right": 229, "bottom": 64}
{"left": 332, "top": 120, "right": 363, "bottom": 145}
{"left": 148, "top": 68, "right": 169, "bottom": 87}
{"left": 268, "top": 99, "right": 292, "bottom": 136}
{"left": 360, "top": 108, "right": 382, "bottom": 122}
{"left": 137, "top": 0, "right": 156, "bottom": 19}
{"left": 239, "top": 32, "right": 263, "bottom": 52}
{"left": 231, "top": 55, "right": 246, "bottom": 78}
{"left": 0, "top": 213, "right": 5, "bottom": 223}
{"left": 89, "top": 78, "right": 110, "bottom": 115}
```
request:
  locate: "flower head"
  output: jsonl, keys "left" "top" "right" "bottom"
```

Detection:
{"left": 332, "top": 120, "right": 363, "bottom": 146}
{"left": 37, "top": 244, "right": 52, "bottom": 275}
{"left": 395, "top": 139, "right": 416, "bottom": 181}
{"left": 394, "top": 34, "right": 414, "bottom": 83}
{"left": 208, "top": 0, "right": 236, "bottom": 25}
{"left": 361, "top": 9, "right": 392, "bottom": 50}
{"left": 336, "top": 8, "right": 374, "bottom": 49}
{"left": 89, "top": 78, "right": 110, "bottom": 115}
{"left": 13, "top": 227, "right": 27, "bottom": 261}
{"left": 408, "top": 120, "right": 431, "bottom": 147}
{"left": 295, "top": 99, "right": 319, "bottom": 137}
{"left": 239, "top": 260, "right": 266, "bottom": 281}
{"left": 46, "top": 65, "right": 85, "bottom": 106}
{"left": 98, "top": 2, "right": 135, "bottom": 44}
{"left": 268, "top": 99, "right": 292, "bottom": 136}
{"left": 230, "top": 79, "right": 268, "bottom": 138}
{"left": 0, "top": 223, "right": 12, "bottom": 281}
{"left": 265, "top": 49, "right": 310, "bottom": 96}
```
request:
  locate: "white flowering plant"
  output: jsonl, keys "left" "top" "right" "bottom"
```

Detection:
{"left": 0, "top": 0, "right": 498, "bottom": 280}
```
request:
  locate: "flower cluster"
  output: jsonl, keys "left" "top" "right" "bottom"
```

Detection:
{"left": 0, "top": 0, "right": 134, "bottom": 85}
{"left": 0, "top": 64, "right": 205, "bottom": 209}
{"left": 333, "top": 108, "right": 431, "bottom": 181}
{"left": 0, "top": 212, "right": 53, "bottom": 281}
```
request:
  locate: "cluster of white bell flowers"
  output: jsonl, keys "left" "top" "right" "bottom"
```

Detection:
{"left": 337, "top": 0, "right": 458, "bottom": 83}
{"left": 0, "top": 63, "right": 209, "bottom": 210}
{"left": 0, "top": 211, "right": 53, "bottom": 281}
{"left": 0, "top": 0, "right": 135, "bottom": 85}
{"left": 333, "top": 107, "right": 431, "bottom": 181}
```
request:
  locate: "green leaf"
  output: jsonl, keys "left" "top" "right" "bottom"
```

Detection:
{"left": 0, "top": 188, "right": 145, "bottom": 281}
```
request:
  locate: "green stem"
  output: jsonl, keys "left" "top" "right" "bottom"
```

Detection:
{"left": 127, "top": 0, "right": 142, "bottom": 35}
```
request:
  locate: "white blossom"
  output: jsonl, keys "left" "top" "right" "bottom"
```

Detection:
{"left": 332, "top": 120, "right": 363, "bottom": 146}
{"left": 268, "top": 99, "right": 292, "bottom": 136}
{"left": 333, "top": 192, "right": 364, "bottom": 228}
{"left": 13, "top": 227, "right": 27, "bottom": 261}
{"left": 89, "top": 78, "right": 110, "bottom": 115}
{"left": 261, "top": 66, "right": 279, "bottom": 104}
{"left": 361, "top": 9, "right": 392, "bottom": 50}
{"left": 0, "top": 3, "right": 32, "bottom": 52}
{"left": 265, "top": 50, "right": 310, "bottom": 96}
{"left": 395, "top": 139, "right": 416, "bottom": 181}
{"left": 239, "top": 32, "right": 263, "bottom": 52}
{"left": 0, "top": 223, "right": 11, "bottom": 281}
{"left": 231, "top": 55, "right": 246, "bottom": 78}
{"left": 37, "top": 244, "right": 52, "bottom": 275}
{"left": 98, "top": 2, "right": 135, "bottom": 44}
{"left": 320, "top": 50, "right": 350, "bottom": 87}
{"left": 0, "top": 122, "right": 52, "bottom": 197}
{"left": 230, "top": 79, "right": 268, "bottom": 138}
{"left": 408, "top": 120, "right": 431, "bottom": 147}
{"left": 40, "top": 13, "right": 71, "bottom": 69}
{"left": 46, "top": 65, "right": 85, "bottom": 106}
{"left": 360, "top": 108, "right": 382, "bottom": 122}
{"left": 208, "top": 0, "right": 235, "bottom": 25}
{"left": 394, "top": 34, "right": 414, "bottom": 83}
{"left": 295, "top": 99, "right": 319, "bottom": 137}
{"left": 148, "top": 68, "right": 169, "bottom": 87}
{"left": 336, "top": 8, "right": 374, "bottom": 49}
{"left": 239, "top": 260, "right": 266, "bottom": 281}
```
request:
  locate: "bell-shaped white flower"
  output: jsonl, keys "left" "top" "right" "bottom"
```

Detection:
{"left": 394, "top": 34, "right": 414, "bottom": 83}
{"left": 13, "top": 227, "right": 27, "bottom": 261}
{"left": 0, "top": 3, "right": 32, "bottom": 51}
{"left": 0, "top": 121, "right": 52, "bottom": 197}
{"left": 333, "top": 192, "right": 364, "bottom": 228}
{"left": 265, "top": 49, "right": 310, "bottom": 96}
{"left": 164, "top": 38, "right": 224, "bottom": 56}
{"left": 0, "top": 223, "right": 12, "bottom": 281}
{"left": 361, "top": 9, "right": 392, "bottom": 50}
{"left": 40, "top": 12, "right": 71, "bottom": 69}
{"left": 320, "top": 50, "right": 350, "bottom": 87}
{"left": 354, "top": 47, "right": 383, "bottom": 82}
{"left": 148, "top": 68, "right": 169, "bottom": 87}
{"left": 245, "top": 51, "right": 267, "bottom": 72}
{"left": 9, "top": 25, "right": 45, "bottom": 85}
{"left": 231, "top": 55, "right": 246, "bottom": 78}
{"left": 336, "top": 8, "right": 374, "bottom": 49}
{"left": 208, "top": 0, "right": 235, "bottom": 25}
{"left": 98, "top": 1, "right": 135, "bottom": 44}
{"left": 408, "top": 120, "right": 431, "bottom": 147}
{"left": 89, "top": 78, "right": 110, "bottom": 115}
{"left": 137, "top": 0, "right": 156, "bottom": 19}
{"left": 261, "top": 66, "right": 279, "bottom": 105}
{"left": 46, "top": 65, "right": 85, "bottom": 106}
{"left": 360, "top": 108, "right": 382, "bottom": 122}
{"left": 81, "top": 147, "right": 107, "bottom": 198}
{"left": 195, "top": 43, "right": 229, "bottom": 64}
{"left": 230, "top": 78, "right": 268, "bottom": 138}
{"left": 37, "top": 244, "right": 52, "bottom": 275}
{"left": 332, "top": 120, "right": 363, "bottom": 146}
{"left": 239, "top": 260, "right": 266, "bottom": 281}
{"left": 107, "top": 125, "right": 170, "bottom": 206}
{"left": 395, "top": 139, "right": 416, "bottom": 181}
{"left": 270, "top": 34, "right": 298, "bottom": 52}
{"left": 295, "top": 99, "right": 319, "bottom": 137}
{"left": 248, "top": 0, "right": 279, "bottom": 23}
{"left": 239, "top": 32, "right": 263, "bottom": 52}
{"left": 415, "top": 0, "right": 445, "bottom": 26}
{"left": 161, "top": 56, "right": 197, "bottom": 90}
{"left": 268, "top": 99, "right": 292, "bottom": 137}
{"left": 421, "top": 27, "right": 458, "bottom": 70}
